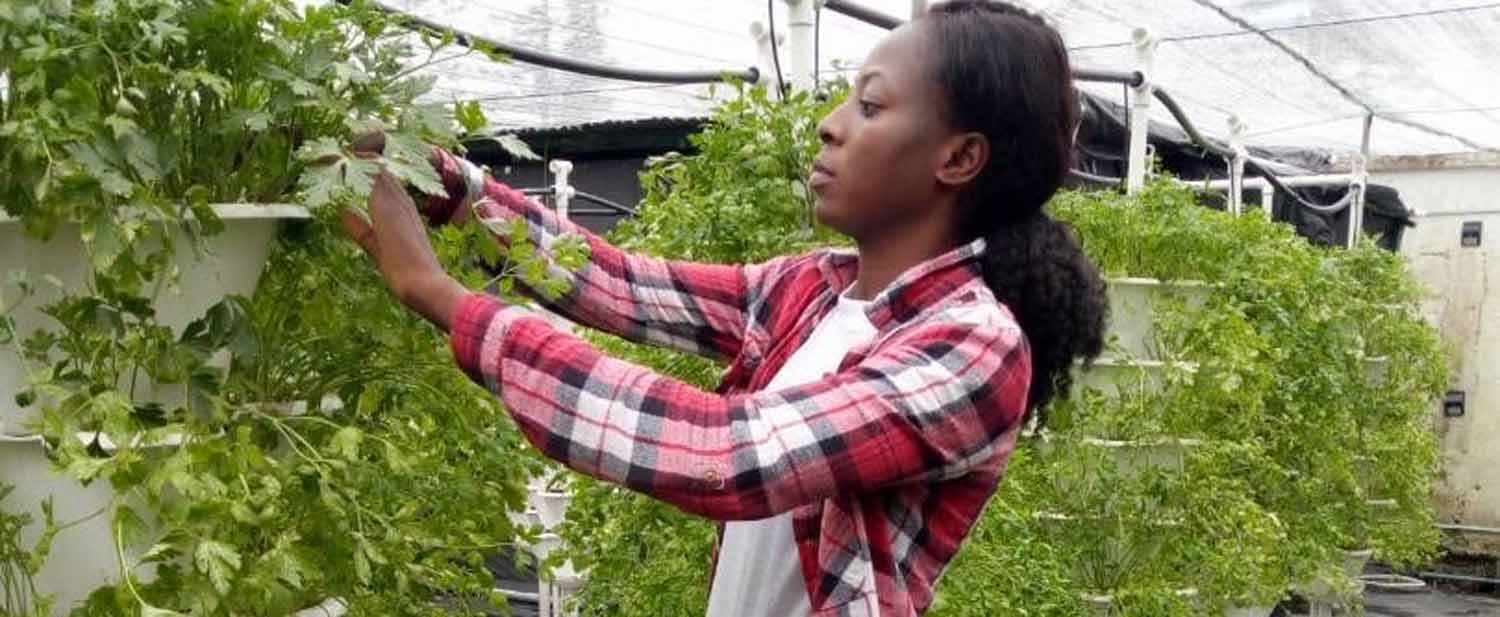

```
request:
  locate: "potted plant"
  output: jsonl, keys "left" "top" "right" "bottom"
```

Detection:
{"left": 1103, "top": 277, "right": 1211, "bottom": 360}
{"left": 0, "top": 0, "right": 568, "bottom": 614}
{"left": 1, "top": 484, "right": 48, "bottom": 616}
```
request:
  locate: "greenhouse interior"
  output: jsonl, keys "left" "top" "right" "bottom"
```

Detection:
{"left": 2, "top": 0, "right": 1499, "bottom": 616}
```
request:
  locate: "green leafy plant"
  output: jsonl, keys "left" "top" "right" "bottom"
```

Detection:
{"left": 1050, "top": 179, "right": 1446, "bottom": 608}
{"left": 557, "top": 82, "right": 1444, "bottom": 615}
{"left": 1, "top": 0, "right": 580, "bottom": 614}
{"left": 553, "top": 82, "right": 844, "bottom": 617}
{"left": 1, "top": 486, "right": 52, "bottom": 617}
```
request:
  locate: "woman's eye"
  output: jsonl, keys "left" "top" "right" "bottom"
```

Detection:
{"left": 858, "top": 101, "right": 878, "bottom": 117}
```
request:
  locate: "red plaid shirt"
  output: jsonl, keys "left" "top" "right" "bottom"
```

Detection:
{"left": 440, "top": 153, "right": 1032, "bottom": 616}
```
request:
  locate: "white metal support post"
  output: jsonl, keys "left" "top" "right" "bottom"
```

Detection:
{"left": 748, "top": 21, "right": 786, "bottom": 98}
{"left": 1125, "top": 28, "right": 1157, "bottom": 195}
{"left": 1226, "top": 115, "right": 1249, "bottom": 215}
{"left": 549, "top": 159, "right": 575, "bottom": 221}
{"left": 1349, "top": 113, "right": 1374, "bottom": 249}
{"left": 784, "top": 0, "right": 817, "bottom": 92}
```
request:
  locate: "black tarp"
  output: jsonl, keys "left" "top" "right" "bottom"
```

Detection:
{"left": 1072, "top": 90, "right": 1415, "bottom": 251}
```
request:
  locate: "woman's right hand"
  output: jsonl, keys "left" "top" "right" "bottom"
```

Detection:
{"left": 343, "top": 131, "right": 476, "bottom": 227}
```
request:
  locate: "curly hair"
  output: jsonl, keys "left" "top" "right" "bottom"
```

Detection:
{"left": 922, "top": 1, "right": 1108, "bottom": 423}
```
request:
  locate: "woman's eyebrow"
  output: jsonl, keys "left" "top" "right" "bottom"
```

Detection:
{"left": 857, "top": 70, "right": 887, "bottom": 89}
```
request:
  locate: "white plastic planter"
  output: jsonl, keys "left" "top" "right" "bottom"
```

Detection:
{"left": 1078, "top": 588, "right": 1198, "bottom": 617}
{"left": 0, "top": 432, "right": 175, "bottom": 614}
{"left": 1361, "top": 355, "right": 1388, "bottom": 386}
{"left": 0, "top": 204, "right": 309, "bottom": 435}
{"left": 1225, "top": 605, "right": 1274, "bottom": 617}
{"left": 1035, "top": 434, "right": 1204, "bottom": 478}
{"left": 1, "top": 430, "right": 344, "bottom": 616}
{"left": 289, "top": 598, "right": 347, "bottom": 617}
{"left": 1341, "top": 548, "right": 1374, "bottom": 579}
{"left": 529, "top": 532, "right": 582, "bottom": 617}
{"left": 1104, "top": 278, "right": 1210, "bottom": 360}
{"left": 1072, "top": 358, "right": 1198, "bottom": 399}
{"left": 524, "top": 470, "right": 574, "bottom": 532}
{"left": 1296, "top": 548, "right": 1374, "bottom": 605}
{"left": 530, "top": 490, "right": 572, "bottom": 531}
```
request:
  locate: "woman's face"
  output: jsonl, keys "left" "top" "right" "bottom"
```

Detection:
{"left": 811, "top": 24, "right": 960, "bottom": 241}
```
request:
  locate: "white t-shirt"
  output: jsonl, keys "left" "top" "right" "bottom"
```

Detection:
{"left": 705, "top": 292, "right": 879, "bottom": 617}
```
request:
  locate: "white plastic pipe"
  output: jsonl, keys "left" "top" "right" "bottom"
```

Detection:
{"left": 1348, "top": 152, "right": 1368, "bottom": 249}
{"left": 1226, "top": 115, "right": 1249, "bottom": 215}
{"left": 1194, "top": 173, "right": 1358, "bottom": 191}
{"left": 1350, "top": 113, "right": 1374, "bottom": 248}
{"left": 290, "top": 598, "right": 347, "bottom": 617}
{"left": 548, "top": 159, "right": 575, "bottom": 221}
{"left": 748, "top": 21, "right": 786, "bottom": 96}
{"left": 784, "top": 0, "right": 817, "bottom": 91}
{"left": 1125, "top": 28, "right": 1156, "bottom": 195}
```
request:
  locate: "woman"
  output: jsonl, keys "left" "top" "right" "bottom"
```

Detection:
{"left": 341, "top": 1, "right": 1106, "bottom": 615}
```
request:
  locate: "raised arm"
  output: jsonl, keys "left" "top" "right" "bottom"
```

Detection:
{"left": 449, "top": 292, "right": 1032, "bottom": 521}
{"left": 431, "top": 149, "right": 792, "bottom": 363}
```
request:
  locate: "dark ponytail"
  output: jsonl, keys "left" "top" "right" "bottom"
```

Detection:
{"left": 923, "top": 1, "right": 1108, "bottom": 422}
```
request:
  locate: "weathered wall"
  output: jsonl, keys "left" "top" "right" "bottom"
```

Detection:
{"left": 1375, "top": 166, "right": 1500, "bottom": 552}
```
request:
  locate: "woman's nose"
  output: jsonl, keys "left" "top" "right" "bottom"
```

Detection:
{"left": 817, "top": 108, "right": 840, "bottom": 145}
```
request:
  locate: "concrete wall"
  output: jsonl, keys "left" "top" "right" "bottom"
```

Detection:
{"left": 1373, "top": 166, "right": 1500, "bottom": 550}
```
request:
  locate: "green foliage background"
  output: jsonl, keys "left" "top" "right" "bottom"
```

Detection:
{"left": 0, "top": 0, "right": 557, "bottom": 614}
{"left": 556, "top": 86, "right": 1446, "bottom": 617}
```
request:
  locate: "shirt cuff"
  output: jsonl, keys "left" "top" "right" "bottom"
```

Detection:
{"left": 449, "top": 292, "right": 509, "bottom": 384}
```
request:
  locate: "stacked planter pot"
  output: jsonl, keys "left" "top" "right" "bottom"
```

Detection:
{"left": 522, "top": 474, "right": 582, "bottom": 617}
{"left": 0, "top": 205, "right": 308, "bottom": 614}
{"left": 1037, "top": 278, "right": 1210, "bottom": 615}
{"left": 1035, "top": 277, "right": 1282, "bottom": 617}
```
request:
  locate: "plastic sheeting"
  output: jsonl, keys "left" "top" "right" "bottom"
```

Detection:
{"left": 380, "top": 0, "right": 1500, "bottom": 155}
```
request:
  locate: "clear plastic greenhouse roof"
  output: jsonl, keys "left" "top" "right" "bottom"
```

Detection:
{"left": 379, "top": 0, "right": 1500, "bottom": 156}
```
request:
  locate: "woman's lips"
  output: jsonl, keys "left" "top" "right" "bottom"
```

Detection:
{"left": 810, "top": 160, "right": 835, "bottom": 189}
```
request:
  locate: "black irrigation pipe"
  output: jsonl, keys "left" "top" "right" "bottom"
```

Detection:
{"left": 824, "top": 0, "right": 905, "bottom": 30}
{"left": 1068, "top": 169, "right": 1126, "bottom": 186}
{"left": 520, "top": 187, "right": 637, "bottom": 216}
{"left": 352, "top": 0, "right": 759, "bottom": 85}
{"left": 1151, "top": 88, "right": 1355, "bottom": 214}
{"left": 823, "top": 0, "right": 1144, "bottom": 87}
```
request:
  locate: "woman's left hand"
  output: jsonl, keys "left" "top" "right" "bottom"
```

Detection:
{"left": 340, "top": 168, "right": 470, "bottom": 331}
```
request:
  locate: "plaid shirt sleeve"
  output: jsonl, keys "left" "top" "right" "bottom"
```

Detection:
{"left": 433, "top": 149, "right": 789, "bottom": 363}
{"left": 449, "top": 292, "right": 1031, "bottom": 521}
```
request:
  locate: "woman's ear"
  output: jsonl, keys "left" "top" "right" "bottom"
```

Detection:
{"left": 936, "top": 132, "right": 989, "bottom": 188}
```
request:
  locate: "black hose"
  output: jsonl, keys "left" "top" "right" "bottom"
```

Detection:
{"left": 823, "top": 1, "right": 1142, "bottom": 87}
{"left": 813, "top": 2, "right": 822, "bottom": 89}
{"left": 354, "top": 0, "right": 758, "bottom": 85}
{"left": 520, "top": 187, "right": 637, "bottom": 216}
{"left": 824, "top": 0, "right": 904, "bottom": 29}
{"left": 767, "top": 0, "right": 787, "bottom": 95}
{"left": 1074, "top": 68, "right": 1146, "bottom": 87}
{"left": 1150, "top": 87, "right": 1355, "bottom": 214}
{"left": 1069, "top": 169, "right": 1125, "bottom": 187}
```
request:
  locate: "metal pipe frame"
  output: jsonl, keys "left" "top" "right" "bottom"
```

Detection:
{"left": 1149, "top": 87, "right": 1357, "bottom": 215}
{"left": 1197, "top": 173, "right": 1359, "bottom": 191}
{"left": 823, "top": 1, "right": 1144, "bottom": 87}
{"left": 1437, "top": 523, "right": 1500, "bottom": 536}
{"left": 824, "top": 0, "right": 904, "bottom": 29}
{"left": 521, "top": 187, "right": 637, "bottom": 216}
{"left": 355, "top": 0, "right": 759, "bottom": 84}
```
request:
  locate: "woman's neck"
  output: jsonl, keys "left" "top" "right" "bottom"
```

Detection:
{"left": 848, "top": 222, "right": 961, "bottom": 301}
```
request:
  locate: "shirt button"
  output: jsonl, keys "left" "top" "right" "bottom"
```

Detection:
{"left": 703, "top": 468, "right": 725, "bottom": 489}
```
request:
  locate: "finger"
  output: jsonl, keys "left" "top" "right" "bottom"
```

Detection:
{"left": 339, "top": 209, "right": 377, "bottom": 254}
